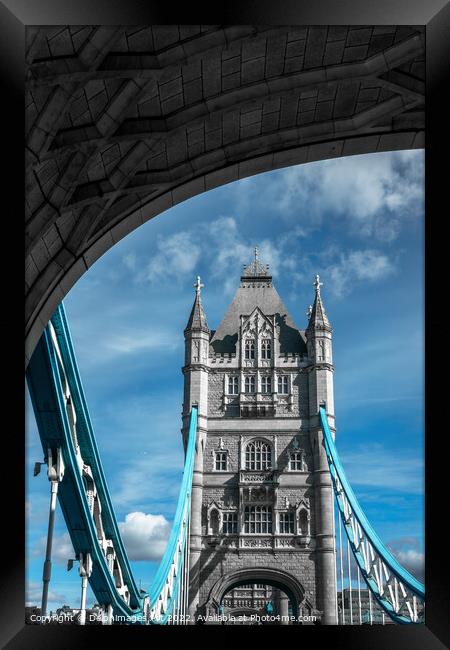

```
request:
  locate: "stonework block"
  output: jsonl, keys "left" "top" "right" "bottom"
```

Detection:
{"left": 323, "top": 40, "right": 346, "bottom": 66}
{"left": 184, "top": 261, "right": 337, "bottom": 619}
{"left": 304, "top": 28, "right": 328, "bottom": 69}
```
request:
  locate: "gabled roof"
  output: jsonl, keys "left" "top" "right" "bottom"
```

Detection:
{"left": 241, "top": 306, "right": 275, "bottom": 334}
{"left": 185, "top": 277, "right": 209, "bottom": 333}
{"left": 210, "top": 268, "right": 306, "bottom": 354}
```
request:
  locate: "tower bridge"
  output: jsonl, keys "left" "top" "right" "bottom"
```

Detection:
{"left": 26, "top": 251, "right": 424, "bottom": 625}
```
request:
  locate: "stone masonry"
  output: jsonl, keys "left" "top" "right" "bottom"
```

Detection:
{"left": 182, "top": 253, "right": 338, "bottom": 624}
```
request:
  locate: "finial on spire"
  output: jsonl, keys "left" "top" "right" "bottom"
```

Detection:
{"left": 194, "top": 275, "right": 204, "bottom": 296}
{"left": 185, "top": 275, "right": 209, "bottom": 333}
{"left": 241, "top": 248, "right": 272, "bottom": 283}
{"left": 314, "top": 274, "right": 323, "bottom": 295}
{"left": 306, "top": 273, "right": 331, "bottom": 331}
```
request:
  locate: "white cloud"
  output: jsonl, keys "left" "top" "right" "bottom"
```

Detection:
{"left": 386, "top": 536, "right": 424, "bottom": 581}
{"left": 118, "top": 511, "right": 170, "bottom": 561}
{"left": 31, "top": 507, "right": 171, "bottom": 565}
{"left": 204, "top": 216, "right": 297, "bottom": 293}
{"left": 115, "top": 196, "right": 402, "bottom": 304}
{"left": 131, "top": 215, "right": 301, "bottom": 296}
{"left": 277, "top": 242, "right": 397, "bottom": 299}
{"left": 233, "top": 150, "right": 424, "bottom": 243}
{"left": 325, "top": 249, "right": 395, "bottom": 298}
{"left": 395, "top": 548, "right": 424, "bottom": 578}
{"left": 142, "top": 231, "right": 201, "bottom": 283}
{"left": 33, "top": 532, "right": 75, "bottom": 565}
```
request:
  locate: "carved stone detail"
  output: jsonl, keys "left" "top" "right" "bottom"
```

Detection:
{"left": 241, "top": 537, "right": 272, "bottom": 548}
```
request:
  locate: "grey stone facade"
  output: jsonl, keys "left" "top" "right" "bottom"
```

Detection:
{"left": 182, "top": 256, "right": 337, "bottom": 624}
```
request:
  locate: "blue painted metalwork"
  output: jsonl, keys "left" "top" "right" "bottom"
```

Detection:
{"left": 27, "top": 302, "right": 198, "bottom": 624}
{"left": 27, "top": 301, "right": 424, "bottom": 626}
{"left": 27, "top": 305, "right": 144, "bottom": 621}
{"left": 148, "top": 404, "right": 197, "bottom": 623}
{"left": 319, "top": 406, "right": 425, "bottom": 623}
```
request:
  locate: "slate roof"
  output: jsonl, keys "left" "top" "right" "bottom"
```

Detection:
{"left": 306, "top": 276, "right": 331, "bottom": 332}
{"left": 210, "top": 278, "right": 306, "bottom": 354}
{"left": 185, "top": 292, "right": 209, "bottom": 333}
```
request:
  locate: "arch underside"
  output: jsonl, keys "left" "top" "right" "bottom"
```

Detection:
{"left": 25, "top": 25, "right": 425, "bottom": 361}
{"left": 201, "top": 566, "right": 311, "bottom": 619}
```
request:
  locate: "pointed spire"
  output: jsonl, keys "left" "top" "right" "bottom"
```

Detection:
{"left": 185, "top": 275, "right": 209, "bottom": 333}
{"left": 241, "top": 247, "right": 272, "bottom": 286}
{"left": 307, "top": 274, "right": 331, "bottom": 330}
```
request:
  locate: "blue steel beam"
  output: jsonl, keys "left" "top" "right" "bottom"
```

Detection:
{"left": 319, "top": 406, "right": 425, "bottom": 624}
{"left": 27, "top": 302, "right": 198, "bottom": 625}
{"left": 148, "top": 405, "right": 197, "bottom": 623}
{"left": 27, "top": 305, "right": 144, "bottom": 621}
{"left": 52, "top": 305, "right": 144, "bottom": 609}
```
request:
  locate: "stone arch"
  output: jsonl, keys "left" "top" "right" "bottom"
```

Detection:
{"left": 200, "top": 566, "right": 311, "bottom": 621}
{"left": 25, "top": 25, "right": 425, "bottom": 362}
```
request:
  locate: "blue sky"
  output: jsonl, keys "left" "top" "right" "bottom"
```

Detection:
{"left": 25, "top": 149, "right": 424, "bottom": 609}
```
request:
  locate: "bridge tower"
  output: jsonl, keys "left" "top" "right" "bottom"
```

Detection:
{"left": 182, "top": 253, "right": 337, "bottom": 624}
{"left": 182, "top": 276, "right": 210, "bottom": 619}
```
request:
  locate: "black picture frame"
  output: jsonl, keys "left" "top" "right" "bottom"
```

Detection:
{"left": 2, "top": 1, "right": 449, "bottom": 647}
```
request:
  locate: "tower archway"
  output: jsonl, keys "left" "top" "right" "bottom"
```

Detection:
{"left": 200, "top": 567, "right": 314, "bottom": 623}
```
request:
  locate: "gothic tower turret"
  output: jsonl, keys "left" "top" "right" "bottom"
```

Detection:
{"left": 306, "top": 275, "right": 337, "bottom": 624}
{"left": 182, "top": 276, "right": 209, "bottom": 619}
{"left": 306, "top": 275, "right": 334, "bottom": 417}
{"left": 182, "top": 259, "right": 338, "bottom": 625}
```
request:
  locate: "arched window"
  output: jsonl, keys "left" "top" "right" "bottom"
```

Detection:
{"left": 244, "top": 505, "right": 273, "bottom": 533}
{"left": 289, "top": 451, "right": 305, "bottom": 471}
{"left": 261, "top": 375, "right": 272, "bottom": 394}
{"left": 277, "top": 375, "right": 289, "bottom": 394}
{"left": 279, "top": 511, "right": 295, "bottom": 534}
{"left": 244, "top": 339, "right": 255, "bottom": 359}
{"left": 245, "top": 439, "right": 272, "bottom": 470}
{"left": 215, "top": 451, "right": 228, "bottom": 471}
{"left": 228, "top": 375, "right": 239, "bottom": 394}
{"left": 222, "top": 512, "right": 238, "bottom": 534}
{"left": 244, "top": 375, "right": 256, "bottom": 393}
{"left": 261, "top": 339, "right": 271, "bottom": 359}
